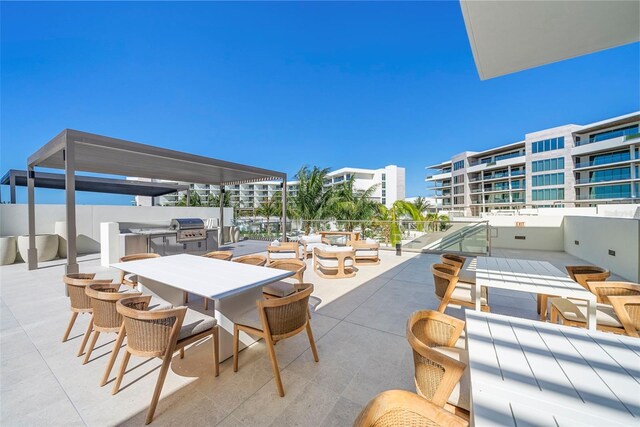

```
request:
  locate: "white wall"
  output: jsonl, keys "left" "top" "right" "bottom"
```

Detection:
{"left": 597, "top": 204, "right": 640, "bottom": 219}
{"left": 0, "top": 204, "right": 233, "bottom": 252}
{"left": 488, "top": 215, "right": 565, "bottom": 251}
{"left": 564, "top": 216, "right": 640, "bottom": 282}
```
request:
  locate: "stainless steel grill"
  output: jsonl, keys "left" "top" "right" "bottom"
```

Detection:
{"left": 169, "top": 218, "right": 206, "bottom": 242}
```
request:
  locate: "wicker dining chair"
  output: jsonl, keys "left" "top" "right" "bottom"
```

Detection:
{"left": 263, "top": 259, "right": 306, "bottom": 299}
{"left": 537, "top": 265, "right": 611, "bottom": 319}
{"left": 232, "top": 254, "right": 267, "bottom": 266}
{"left": 549, "top": 282, "right": 640, "bottom": 335}
{"left": 118, "top": 253, "right": 161, "bottom": 287}
{"left": 431, "top": 263, "right": 489, "bottom": 313}
{"left": 113, "top": 296, "right": 219, "bottom": 425}
{"left": 353, "top": 390, "right": 469, "bottom": 427}
{"left": 62, "top": 273, "right": 114, "bottom": 356}
{"left": 407, "top": 312, "right": 470, "bottom": 418}
{"left": 233, "top": 283, "right": 318, "bottom": 397}
{"left": 82, "top": 284, "right": 141, "bottom": 365}
{"left": 202, "top": 251, "right": 233, "bottom": 309}
{"left": 608, "top": 295, "right": 640, "bottom": 338}
{"left": 407, "top": 310, "right": 466, "bottom": 349}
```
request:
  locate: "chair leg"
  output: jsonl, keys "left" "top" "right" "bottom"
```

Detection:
{"left": 146, "top": 355, "right": 173, "bottom": 425}
{"left": 306, "top": 322, "right": 319, "bottom": 363}
{"left": 183, "top": 291, "right": 189, "bottom": 304}
{"left": 265, "top": 337, "right": 285, "bottom": 397}
{"left": 213, "top": 327, "right": 220, "bottom": 377}
{"left": 179, "top": 348, "right": 185, "bottom": 359}
{"left": 112, "top": 351, "right": 131, "bottom": 395}
{"left": 539, "top": 295, "right": 549, "bottom": 321}
{"left": 83, "top": 330, "right": 100, "bottom": 365}
{"left": 101, "top": 325, "right": 126, "bottom": 386}
{"left": 62, "top": 312, "right": 78, "bottom": 342}
{"left": 233, "top": 324, "right": 239, "bottom": 372}
{"left": 204, "top": 298, "right": 208, "bottom": 311}
{"left": 77, "top": 317, "right": 94, "bottom": 357}
{"left": 536, "top": 294, "right": 542, "bottom": 315}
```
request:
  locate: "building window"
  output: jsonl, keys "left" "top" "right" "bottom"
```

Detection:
{"left": 453, "top": 175, "right": 465, "bottom": 184}
{"left": 589, "top": 150, "right": 631, "bottom": 166}
{"left": 532, "top": 157, "right": 564, "bottom": 172}
{"left": 453, "top": 160, "right": 465, "bottom": 171}
{"left": 532, "top": 188, "right": 565, "bottom": 201}
{"left": 531, "top": 137, "right": 564, "bottom": 154}
{"left": 495, "top": 151, "right": 522, "bottom": 161}
{"left": 532, "top": 173, "right": 564, "bottom": 187}
{"left": 589, "top": 124, "right": 639, "bottom": 143}
{"left": 381, "top": 198, "right": 386, "bottom": 204}
{"left": 382, "top": 182, "right": 386, "bottom": 188}
{"left": 589, "top": 167, "right": 631, "bottom": 183}
{"left": 454, "top": 186, "right": 463, "bottom": 194}
{"left": 382, "top": 173, "right": 386, "bottom": 181}
{"left": 589, "top": 184, "right": 631, "bottom": 199}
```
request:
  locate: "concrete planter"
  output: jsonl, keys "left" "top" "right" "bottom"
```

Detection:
{"left": 17, "top": 234, "right": 59, "bottom": 262}
{"left": 0, "top": 237, "right": 17, "bottom": 265}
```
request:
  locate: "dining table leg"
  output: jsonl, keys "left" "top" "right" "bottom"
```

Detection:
{"left": 586, "top": 298, "right": 597, "bottom": 331}
{"left": 474, "top": 281, "right": 482, "bottom": 311}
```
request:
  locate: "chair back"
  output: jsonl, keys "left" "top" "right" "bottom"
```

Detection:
{"left": 354, "top": 390, "right": 469, "bottom": 427}
{"left": 64, "top": 273, "right": 113, "bottom": 311}
{"left": 268, "top": 259, "right": 306, "bottom": 283}
{"left": 608, "top": 295, "right": 640, "bottom": 338}
{"left": 407, "top": 310, "right": 465, "bottom": 348}
{"left": 203, "top": 251, "right": 233, "bottom": 261}
{"left": 588, "top": 282, "right": 640, "bottom": 304}
{"left": 85, "top": 284, "right": 141, "bottom": 331}
{"left": 440, "top": 253, "right": 466, "bottom": 270}
{"left": 565, "top": 265, "right": 610, "bottom": 289}
{"left": 116, "top": 296, "right": 187, "bottom": 357}
{"left": 258, "top": 283, "right": 313, "bottom": 341}
{"left": 406, "top": 319, "right": 467, "bottom": 406}
{"left": 232, "top": 254, "right": 267, "bottom": 266}
{"left": 119, "top": 253, "right": 160, "bottom": 263}
{"left": 431, "top": 263, "right": 459, "bottom": 300}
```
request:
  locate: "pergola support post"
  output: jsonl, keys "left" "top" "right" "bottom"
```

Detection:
{"left": 27, "top": 166, "right": 38, "bottom": 270}
{"left": 281, "top": 179, "right": 287, "bottom": 242}
{"left": 219, "top": 187, "right": 225, "bottom": 245}
{"left": 64, "top": 140, "right": 79, "bottom": 274}
{"left": 9, "top": 174, "right": 16, "bottom": 204}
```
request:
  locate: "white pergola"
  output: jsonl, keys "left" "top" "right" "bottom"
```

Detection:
{"left": 27, "top": 129, "right": 287, "bottom": 272}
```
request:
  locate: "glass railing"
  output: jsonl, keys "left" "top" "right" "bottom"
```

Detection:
{"left": 575, "top": 176, "right": 631, "bottom": 184}
{"left": 576, "top": 193, "right": 632, "bottom": 200}
{"left": 575, "top": 157, "right": 632, "bottom": 168}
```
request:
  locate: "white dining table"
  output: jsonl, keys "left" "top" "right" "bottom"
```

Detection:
{"left": 475, "top": 256, "right": 598, "bottom": 330}
{"left": 111, "top": 254, "right": 293, "bottom": 360}
{"left": 466, "top": 311, "right": 640, "bottom": 427}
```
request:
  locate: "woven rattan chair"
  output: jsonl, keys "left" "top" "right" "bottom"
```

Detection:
{"left": 608, "top": 295, "right": 640, "bottom": 337}
{"left": 538, "top": 265, "right": 611, "bottom": 320}
{"left": 549, "top": 282, "right": 640, "bottom": 335}
{"left": 203, "top": 250, "right": 233, "bottom": 260}
{"left": 233, "top": 283, "right": 318, "bottom": 397}
{"left": 431, "top": 263, "right": 489, "bottom": 313}
{"left": 266, "top": 242, "right": 301, "bottom": 264}
{"left": 62, "top": 273, "right": 114, "bottom": 356}
{"left": 113, "top": 296, "right": 219, "bottom": 424}
{"left": 82, "top": 283, "right": 141, "bottom": 365}
{"left": 118, "top": 253, "right": 161, "bottom": 287}
{"left": 407, "top": 310, "right": 466, "bottom": 349}
{"left": 232, "top": 254, "right": 267, "bottom": 266}
{"left": 263, "top": 259, "right": 306, "bottom": 299}
{"left": 353, "top": 390, "right": 469, "bottom": 427}
{"left": 202, "top": 251, "right": 233, "bottom": 309}
{"left": 407, "top": 312, "right": 470, "bottom": 418}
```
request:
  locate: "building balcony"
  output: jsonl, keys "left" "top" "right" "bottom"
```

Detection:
{"left": 572, "top": 134, "right": 639, "bottom": 156}
{"left": 574, "top": 177, "right": 635, "bottom": 186}
{"left": 574, "top": 158, "right": 636, "bottom": 170}
{"left": 575, "top": 193, "right": 634, "bottom": 200}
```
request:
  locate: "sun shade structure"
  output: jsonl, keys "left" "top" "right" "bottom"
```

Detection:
{"left": 460, "top": 0, "right": 640, "bottom": 80}
{"left": 1, "top": 169, "right": 189, "bottom": 204}
{"left": 26, "top": 129, "right": 288, "bottom": 272}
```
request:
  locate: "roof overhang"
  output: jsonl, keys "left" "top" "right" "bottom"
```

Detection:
{"left": 574, "top": 112, "right": 640, "bottom": 134}
{"left": 460, "top": 1, "right": 640, "bottom": 80}
{"left": 1, "top": 169, "right": 189, "bottom": 197}
{"left": 28, "top": 129, "right": 286, "bottom": 185}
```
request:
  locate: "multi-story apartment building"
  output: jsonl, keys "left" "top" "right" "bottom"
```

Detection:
{"left": 138, "top": 165, "right": 405, "bottom": 209}
{"left": 426, "top": 112, "right": 639, "bottom": 216}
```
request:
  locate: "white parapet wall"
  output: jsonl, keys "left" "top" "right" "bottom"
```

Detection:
{"left": 488, "top": 215, "right": 565, "bottom": 251}
{"left": 0, "top": 204, "right": 233, "bottom": 256}
{"left": 563, "top": 215, "right": 640, "bottom": 283}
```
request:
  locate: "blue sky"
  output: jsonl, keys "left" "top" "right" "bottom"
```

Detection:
{"left": 2, "top": 1, "right": 639, "bottom": 204}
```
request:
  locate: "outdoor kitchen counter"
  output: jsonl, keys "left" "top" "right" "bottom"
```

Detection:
{"left": 111, "top": 254, "right": 293, "bottom": 361}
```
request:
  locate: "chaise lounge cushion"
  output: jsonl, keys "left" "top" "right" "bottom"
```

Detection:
{"left": 355, "top": 249, "right": 378, "bottom": 257}
{"left": 178, "top": 309, "right": 217, "bottom": 341}
{"left": 450, "top": 283, "right": 488, "bottom": 305}
{"left": 268, "top": 251, "right": 299, "bottom": 260}
{"left": 301, "top": 235, "right": 323, "bottom": 244}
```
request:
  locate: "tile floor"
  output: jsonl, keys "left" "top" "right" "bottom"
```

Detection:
{"left": 0, "top": 246, "right": 625, "bottom": 426}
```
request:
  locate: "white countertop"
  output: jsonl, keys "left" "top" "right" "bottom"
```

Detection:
{"left": 466, "top": 311, "right": 640, "bottom": 426}
{"left": 111, "top": 254, "right": 293, "bottom": 299}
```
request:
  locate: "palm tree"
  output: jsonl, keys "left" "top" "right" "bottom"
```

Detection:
{"left": 207, "top": 191, "right": 231, "bottom": 207}
{"left": 412, "top": 196, "right": 432, "bottom": 215}
{"left": 255, "top": 193, "right": 282, "bottom": 235}
{"left": 376, "top": 200, "right": 424, "bottom": 245}
{"left": 328, "top": 176, "right": 380, "bottom": 231}
{"left": 177, "top": 190, "right": 202, "bottom": 207}
{"left": 289, "top": 166, "right": 334, "bottom": 234}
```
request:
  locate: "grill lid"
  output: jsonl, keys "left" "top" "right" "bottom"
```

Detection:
{"left": 170, "top": 218, "right": 205, "bottom": 230}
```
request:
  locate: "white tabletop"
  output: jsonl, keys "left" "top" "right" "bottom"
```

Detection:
{"left": 466, "top": 311, "right": 640, "bottom": 427}
{"left": 476, "top": 256, "right": 595, "bottom": 301}
{"left": 111, "top": 254, "right": 293, "bottom": 300}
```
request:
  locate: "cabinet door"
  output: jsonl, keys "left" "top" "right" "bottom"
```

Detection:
{"left": 149, "top": 236, "right": 165, "bottom": 256}
{"left": 164, "top": 235, "right": 183, "bottom": 256}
